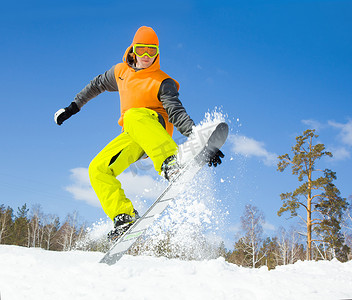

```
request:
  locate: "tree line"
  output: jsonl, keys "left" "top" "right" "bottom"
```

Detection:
{"left": 226, "top": 203, "right": 352, "bottom": 269}
{"left": 0, "top": 204, "right": 85, "bottom": 251}
{"left": 1, "top": 200, "right": 350, "bottom": 270}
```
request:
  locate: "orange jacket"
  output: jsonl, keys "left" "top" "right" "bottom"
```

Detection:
{"left": 114, "top": 47, "right": 179, "bottom": 137}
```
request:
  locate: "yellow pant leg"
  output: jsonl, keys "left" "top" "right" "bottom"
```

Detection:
{"left": 123, "top": 108, "right": 178, "bottom": 173}
{"left": 89, "top": 132, "right": 144, "bottom": 220}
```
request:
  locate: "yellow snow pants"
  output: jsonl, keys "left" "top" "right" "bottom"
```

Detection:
{"left": 89, "top": 108, "right": 178, "bottom": 220}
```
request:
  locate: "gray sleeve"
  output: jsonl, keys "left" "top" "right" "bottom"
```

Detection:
{"left": 158, "top": 78, "right": 195, "bottom": 137}
{"left": 74, "top": 65, "right": 118, "bottom": 109}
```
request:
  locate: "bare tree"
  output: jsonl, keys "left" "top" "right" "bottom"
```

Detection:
{"left": 57, "top": 211, "right": 81, "bottom": 251}
{"left": 238, "top": 204, "right": 267, "bottom": 268}
{"left": 28, "top": 205, "right": 43, "bottom": 248}
{"left": 288, "top": 228, "right": 304, "bottom": 264}
{"left": 43, "top": 214, "right": 60, "bottom": 250}
{"left": 341, "top": 196, "right": 352, "bottom": 260}
{"left": 275, "top": 227, "right": 290, "bottom": 265}
{"left": 0, "top": 205, "right": 13, "bottom": 244}
{"left": 274, "top": 226, "right": 304, "bottom": 265}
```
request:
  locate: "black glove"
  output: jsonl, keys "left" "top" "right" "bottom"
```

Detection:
{"left": 207, "top": 149, "right": 224, "bottom": 167}
{"left": 54, "top": 102, "right": 80, "bottom": 125}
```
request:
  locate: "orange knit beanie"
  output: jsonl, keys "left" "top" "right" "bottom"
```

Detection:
{"left": 132, "top": 26, "right": 159, "bottom": 46}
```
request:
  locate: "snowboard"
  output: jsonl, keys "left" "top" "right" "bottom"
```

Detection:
{"left": 100, "top": 122, "right": 229, "bottom": 265}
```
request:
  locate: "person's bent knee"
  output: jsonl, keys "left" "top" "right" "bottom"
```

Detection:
{"left": 88, "top": 155, "right": 104, "bottom": 182}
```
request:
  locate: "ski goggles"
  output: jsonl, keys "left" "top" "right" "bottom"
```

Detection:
{"left": 133, "top": 44, "right": 159, "bottom": 58}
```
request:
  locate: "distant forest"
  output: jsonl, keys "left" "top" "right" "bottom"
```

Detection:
{"left": 1, "top": 201, "right": 351, "bottom": 270}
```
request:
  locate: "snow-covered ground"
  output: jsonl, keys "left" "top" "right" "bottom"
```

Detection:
{"left": 1, "top": 245, "right": 351, "bottom": 300}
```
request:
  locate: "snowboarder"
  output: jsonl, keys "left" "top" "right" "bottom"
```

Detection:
{"left": 54, "top": 26, "right": 224, "bottom": 240}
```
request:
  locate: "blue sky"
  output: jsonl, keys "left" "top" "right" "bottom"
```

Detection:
{"left": 1, "top": 0, "right": 351, "bottom": 248}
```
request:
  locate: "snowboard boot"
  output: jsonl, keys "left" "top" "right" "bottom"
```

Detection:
{"left": 161, "top": 155, "right": 181, "bottom": 181}
{"left": 107, "top": 210, "right": 140, "bottom": 242}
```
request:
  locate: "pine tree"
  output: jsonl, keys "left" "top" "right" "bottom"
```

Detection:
{"left": 277, "top": 129, "right": 348, "bottom": 260}
{"left": 227, "top": 237, "right": 250, "bottom": 267}
{"left": 12, "top": 204, "right": 30, "bottom": 246}
{"left": 260, "top": 237, "right": 279, "bottom": 269}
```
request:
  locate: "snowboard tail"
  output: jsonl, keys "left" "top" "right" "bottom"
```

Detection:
{"left": 100, "top": 122, "right": 229, "bottom": 265}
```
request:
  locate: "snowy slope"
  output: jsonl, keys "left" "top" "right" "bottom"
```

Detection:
{"left": 1, "top": 245, "right": 351, "bottom": 300}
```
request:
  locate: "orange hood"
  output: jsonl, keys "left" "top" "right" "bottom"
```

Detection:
{"left": 123, "top": 26, "right": 161, "bottom": 71}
